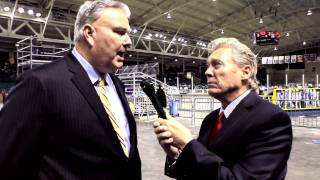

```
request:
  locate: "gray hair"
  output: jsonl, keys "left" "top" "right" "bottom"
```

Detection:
{"left": 74, "top": 0, "right": 131, "bottom": 42}
{"left": 208, "top": 37, "right": 259, "bottom": 90}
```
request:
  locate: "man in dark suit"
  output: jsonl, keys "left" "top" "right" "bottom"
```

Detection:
{"left": 154, "top": 38, "right": 292, "bottom": 180}
{"left": 0, "top": 1, "right": 141, "bottom": 179}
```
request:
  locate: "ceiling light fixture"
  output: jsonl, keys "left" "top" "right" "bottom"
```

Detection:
{"left": 307, "top": 9, "right": 312, "bottom": 16}
{"left": 4, "top": 7, "right": 10, "bottom": 12}
{"left": 27, "top": 9, "right": 34, "bottom": 15}
{"left": 17, "top": 7, "right": 24, "bottom": 13}
{"left": 35, "top": 12, "right": 41, "bottom": 17}
{"left": 303, "top": 41, "right": 306, "bottom": 45}
{"left": 132, "top": 29, "right": 137, "bottom": 34}
{"left": 259, "top": 18, "right": 263, "bottom": 24}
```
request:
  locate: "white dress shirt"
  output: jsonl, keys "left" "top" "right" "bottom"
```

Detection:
{"left": 72, "top": 48, "right": 131, "bottom": 153}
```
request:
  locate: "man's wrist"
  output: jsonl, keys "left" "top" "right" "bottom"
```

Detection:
{"left": 179, "top": 137, "right": 193, "bottom": 150}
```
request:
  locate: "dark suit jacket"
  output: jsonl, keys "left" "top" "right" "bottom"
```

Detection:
{"left": 0, "top": 52, "right": 141, "bottom": 180}
{"left": 165, "top": 91, "right": 292, "bottom": 180}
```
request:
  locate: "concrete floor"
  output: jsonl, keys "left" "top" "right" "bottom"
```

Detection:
{"left": 137, "top": 119, "right": 320, "bottom": 180}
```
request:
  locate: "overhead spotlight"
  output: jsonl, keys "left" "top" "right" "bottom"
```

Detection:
{"left": 155, "top": 33, "right": 159, "bottom": 37}
{"left": 35, "top": 12, "right": 41, "bottom": 17}
{"left": 259, "top": 18, "right": 263, "bottom": 24}
{"left": 178, "top": 38, "right": 181, "bottom": 41}
{"left": 129, "top": 54, "right": 132, "bottom": 57}
{"left": 192, "top": 61, "right": 195, "bottom": 64}
{"left": 15, "top": 43, "right": 20, "bottom": 47}
{"left": 167, "top": 13, "right": 172, "bottom": 19}
{"left": 18, "top": 7, "right": 24, "bottom": 13}
{"left": 159, "top": 34, "right": 163, "bottom": 38}
{"left": 27, "top": 9, "right": 34, "bottom": 15}
{"left": 148, "top": 33, "right": 153, "bottom": 37}
{"left": 163, "top": 36, "right": 166, "bottom": 39}
{"left": 221, "top": 29, "right": 224, "bottom": 34}
{"left": 181, "top": 38, "right": 184, "bottom": 42}
{"left": 173, "top": 38, "right": 176, "bottom": 41}
{"left": 4, "top": 7, "right": 10, "bottom": 12}
{"left": 174, "top": 59, "right": 178, "bottom": 62}
{"left": 154, "top": 57, "right": 157, "bottom": 60}
{"left": 286, "top": 32, "right": 290, "bottom": 37}
{"left": 184, "top": 41, "right": 188, "bottom": 43}
{"left": 303, "top": 41, "right": 306, "bottom": 45}
{"left": 132, "top": 29, "right": 137, "bottom": 34}
{"left": 274, "top": 46, "right": 278, "bottom": 51}
{"left": 307, "top": 9, "right": 312, "bottom": 16}
{"left": 170, "top": 49, "right": 174, "bottom": 52}
{"left": 212, "top": 0, "right": 217, "bottom": 1}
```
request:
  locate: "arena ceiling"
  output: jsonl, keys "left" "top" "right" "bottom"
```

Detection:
{"left": 0, "top": 0, "right": 319, "bottom": 62}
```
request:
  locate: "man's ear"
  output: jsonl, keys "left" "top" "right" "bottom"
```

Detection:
{"left": 83, "top": 24, "right": 95, "bottom": 46}
{"left": 241, "top": 65, "right": 252, "bottom": 80}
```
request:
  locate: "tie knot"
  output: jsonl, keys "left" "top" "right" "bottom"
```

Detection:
{"left": 218, "top": 112, "right": 225, "bottom": 121}
{"left": 98, "top": 75, "right": 106, "bottom": 87}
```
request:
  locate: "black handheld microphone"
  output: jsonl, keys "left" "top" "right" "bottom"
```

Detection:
{"left": 140, "top": 79, "right": 167, "bottom": 119}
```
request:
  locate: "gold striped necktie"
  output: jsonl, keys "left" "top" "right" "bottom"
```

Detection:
{"left": 97, "top": 75, "right": 129, "bottom": 157}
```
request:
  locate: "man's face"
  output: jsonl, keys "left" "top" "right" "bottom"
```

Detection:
{"left": 87, "top": 8, "right": 132, "bottom": 73}
{"left": 205, "top": 48, "right": 245, "bottom": 100}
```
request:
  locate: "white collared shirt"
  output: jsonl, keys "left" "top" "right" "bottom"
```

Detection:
{"left": 72, "top": 48, "right": 131, "bottom": 153}
{"left": 221, "top": 90, "right": 251, "bottom": 118}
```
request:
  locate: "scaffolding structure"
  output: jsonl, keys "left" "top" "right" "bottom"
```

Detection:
{"left": 117, "top": 63, "right": 177, "bottom": 119}
{"left": 16, "top": 36, "right": 70, "bottom": 76}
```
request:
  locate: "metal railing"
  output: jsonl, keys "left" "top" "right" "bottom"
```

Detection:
{"left": 16, "top": 36, "right": 69, "bottom": 76}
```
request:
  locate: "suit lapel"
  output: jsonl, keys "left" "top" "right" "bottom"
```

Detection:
{"left": 209, "top": 91, "right": 257, "bottom": 148}
{"left": 197, "top": 110, "right": 220, "bottom": 146}
{"left": 65, "top": 53, "right": 124, "bottom": 158}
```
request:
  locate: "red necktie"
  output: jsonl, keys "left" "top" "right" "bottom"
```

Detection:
{"left": 209, "top": 112, "right": 225, "bottom": 142}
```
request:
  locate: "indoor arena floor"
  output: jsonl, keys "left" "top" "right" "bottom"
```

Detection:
{"left": 137, "top": 118, "right": 320, "bottom": 180}
{"left": 0, "top": 102, "right": 319, "bottom": 179}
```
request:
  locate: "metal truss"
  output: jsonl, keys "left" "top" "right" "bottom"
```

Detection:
{"left": 0, "top": 2, "right": 208, "bottom": 61}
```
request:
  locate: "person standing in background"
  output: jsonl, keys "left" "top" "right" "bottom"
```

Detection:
{"left": 154, "top": 37, "right": 292, "bottom": 180}
{"left": 0, "top": 1, "right": 141, "bottom": 179}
